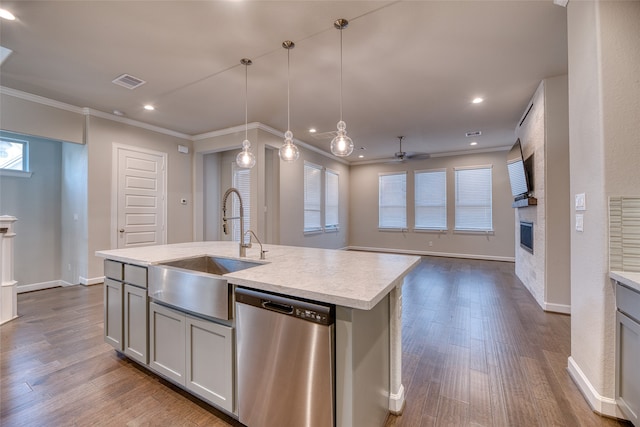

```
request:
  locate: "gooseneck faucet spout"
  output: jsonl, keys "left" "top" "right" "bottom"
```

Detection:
{"left": 222, "top": 187, "right": 251, "bottom": 257}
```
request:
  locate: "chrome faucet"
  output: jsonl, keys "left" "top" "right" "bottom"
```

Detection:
{"left": 245, "top": 230, "right": 267, "bottom": 260}
{"left": 222, "top": 187, "right": 251, "bottom": 257}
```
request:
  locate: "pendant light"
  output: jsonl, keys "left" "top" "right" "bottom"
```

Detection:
{"left": 330, "top": 18, "right": 354, "bottom": 157}
{"left": 279, "top": 40, "right": 299, "bottom": 162}
{"left": 236, "top": 58, "right": 256, "bottom": 169}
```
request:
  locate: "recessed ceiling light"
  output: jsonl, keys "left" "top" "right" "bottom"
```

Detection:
{"left": 113, "top": 110, "right": 126, "bottom": 117}
{"left": 472, "top": 97, "right": 484, "bottom": 104}
{"left": 309, "top": 128, "right": 316, "bottom": 133}
{"left": 470, "top": 141, "right": 478, "bottom": 146}
{"left": 144, "top": 104, "right": 155, "bottom": 111}
{"left": 358, "top": 154, "right": 364, "bottom": 158}
{"left": 0, "top": 9, "right": 16, "bottom": 21}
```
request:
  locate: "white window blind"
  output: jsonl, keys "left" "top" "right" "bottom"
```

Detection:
{"left": 232, "top": 164, "right": 251, "bottom": 244}
{"left": 379, "top": 172, "right": 407, "bottom": 229}
{"left": 455, "top": 166, "right": 493, "bottom": 231}
{"left": 304, "top": 162, "right": 322, "bottom": 232}
{"left": 325, "top": 169, "right": 339, "bottom": 230}
{"left": 415, "top": 169, "right": 447, "bottom": 230}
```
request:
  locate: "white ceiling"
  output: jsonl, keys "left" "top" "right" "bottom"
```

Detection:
{"left": 0, "top": 1, "right": 567, "bottom": 162}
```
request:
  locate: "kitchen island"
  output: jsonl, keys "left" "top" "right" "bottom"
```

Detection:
{"left": 97, "top": 241, "right": 420, "bottom": 427}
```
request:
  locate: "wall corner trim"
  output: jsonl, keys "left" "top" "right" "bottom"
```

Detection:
{"left": 567, "top": 356, "right": 627, "bottom": 420}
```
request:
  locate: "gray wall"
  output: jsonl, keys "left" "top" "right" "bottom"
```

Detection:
{"left": 86, "top": 115, "right": 194, "bottom": 280}
{"left": 567, "top": 0, "right": 640, "bottom": 415}
{"left": 0, "top": 133, "right": 62, "bottom": 288}
{"left": 349, "top": 150, "right": 515, "bottom": 261}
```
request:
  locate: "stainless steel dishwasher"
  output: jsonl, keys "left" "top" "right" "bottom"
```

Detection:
{"left": 235, "top": 287, "right": 335, "bottom": 427}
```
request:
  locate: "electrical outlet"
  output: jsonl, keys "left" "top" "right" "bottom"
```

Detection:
{"left": 429, "top": 241, "right": 433, "bottom": 247}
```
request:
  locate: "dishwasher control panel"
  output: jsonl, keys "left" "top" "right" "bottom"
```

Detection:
{"left": 295, "top": 308, "right": 330, "bottom": 324}
{"left": 236, "top": 287, "right": 334, "bottom": 326}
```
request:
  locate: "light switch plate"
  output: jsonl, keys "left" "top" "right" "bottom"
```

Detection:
{"left": 575, "top": 193, "right": 586, "bottom": 211}
{"left": 576, "top": 214, "right": 584, "bottom": 232}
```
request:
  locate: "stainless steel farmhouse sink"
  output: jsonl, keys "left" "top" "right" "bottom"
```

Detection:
{"left": 148, "top": 256, "right": 263, "bottom": 320}
{"left": 160, "top": 256, "right": 262, "bottom": 275}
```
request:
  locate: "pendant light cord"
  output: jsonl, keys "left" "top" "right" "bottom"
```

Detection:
{"left": 287, "top": 47, "right": 291, "bottom": 133}
{"left": 244, "top": 63, "right": 248, "bottom": 142}
{"left": 339, "top": 27, "right": 343, "bottom": 122}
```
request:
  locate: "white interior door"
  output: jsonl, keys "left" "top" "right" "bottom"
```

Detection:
{"left": 114, "top": 145, "right": 167, "bottom": 249}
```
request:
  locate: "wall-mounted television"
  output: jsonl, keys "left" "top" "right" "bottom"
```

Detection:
{"left": 506, "top": 138, "right": 532, "bottom": 201}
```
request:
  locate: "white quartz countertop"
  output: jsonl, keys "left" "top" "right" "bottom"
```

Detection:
{"left": 96, "top": 241, "right": 421, "bottom": 310}
{"left": 610, "top": 270, "right": 640, "bottom": 293}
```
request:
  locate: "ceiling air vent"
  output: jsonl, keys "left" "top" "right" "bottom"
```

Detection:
{"left": 112, "top": 73, "right": 146, "bottom": 90}
{"left": 465, "top": 130, "right": 482, "bottom": 138}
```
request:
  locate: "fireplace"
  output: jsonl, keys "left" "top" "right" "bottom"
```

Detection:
{"left": 520, "top": 221, "right": 533, "bottom": 254}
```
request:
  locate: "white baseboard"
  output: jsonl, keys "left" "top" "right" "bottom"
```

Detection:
{"left": 347, "top": 246, "right": 515, "bottom": 263}
{"left": 567, "top": 356, "right": 627, "bottom": 420}
{"left": 544, "top": 302, "right": 571, "bottom": 314}
{"left": 17, "top": 280, "right": 64, "bottom": 293}
{"left": 80, "top": 276, "right": 104, "bottom": 286}
{"left": 389, "top": 383, "right": 406, "bottom": 415}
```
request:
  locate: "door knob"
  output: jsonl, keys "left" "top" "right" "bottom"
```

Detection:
{"left": 119, "top": 229, "right": 125, "bottom": 233}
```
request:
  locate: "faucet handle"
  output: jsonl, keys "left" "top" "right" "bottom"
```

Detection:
{"left": 260, "top": 249, "right": 268, "bottom": 260}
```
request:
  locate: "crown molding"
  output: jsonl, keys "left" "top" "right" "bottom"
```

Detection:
{"left": 1, "top": 86, "right": 84, "bottom": 114}
{"left": 1, "top": 86, "right": 192, "bottom": 141}
{"left": 193, "top": 122, "right": 350, "bottom": 165}
{"left": 83, "top": 108, "right": 191, "bottom": 140}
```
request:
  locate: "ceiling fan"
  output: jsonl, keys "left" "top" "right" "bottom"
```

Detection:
{"left": 390, "top": 136, "right": 430, "bottom": 162}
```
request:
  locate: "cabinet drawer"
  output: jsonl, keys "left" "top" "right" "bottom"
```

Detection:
{"left": 104, "top": 260, "right": 123, "bottom": 281}
{"left": 617, "top": 283, "right": 640, "bottom": 322}
{"left": 125, "top": 264, "right": 147, "bottom": 288}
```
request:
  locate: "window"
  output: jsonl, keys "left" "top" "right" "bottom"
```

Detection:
{"left": 415, "top": 169, "right": 447, "bottom": 230}
{"left": 325, "top": 169, "right": 339, "bottom": 231}
{"left": 304, "top": 162, "right": 322, "bottom": 232}
{"left": 232, "top": 164, "right": 251, "bottom": 244}
{"left": 0, "top": 138, "right": 28, "bottom": 171}
{"left": 379, "top": 172, "right": 407, "bottom": 229}
{"left": 455, "top": 166, "right": 493, "bottom": 231}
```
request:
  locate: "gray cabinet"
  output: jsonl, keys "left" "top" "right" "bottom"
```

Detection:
{"left": 149, "top": 302, "right": 186, "bottom": 384}
{"left": 149, "top": 302, "right": 234, "bottom": 413}
{"left": 104, "top": 278, "right": 123, "bottom": 350}
{"left": 124, "top": 284, "right": 148, "bottom": 364}
{"left": 616, "top": 282, "right": 640, "bottom": 425}
{"left": 103, "top": 259, "right": 148, "bottom": 361}
{"left": 186, "top": 315, "right": 234, "bottom": 413}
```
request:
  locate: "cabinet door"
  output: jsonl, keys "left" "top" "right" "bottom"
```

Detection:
{"left": 149, "top": 302, "right": 185, "bottom": 384}
{"left": 124, "top": 284, "right": 148, "bottom": 364}
{"left": 186, "top": 315, "right": 235, "bottom": 413}
{"left": 104, "top": 279, "right": 123, "bottom": 351}
{"left": 617, "top": 311, "right": 640, "bottom": 425}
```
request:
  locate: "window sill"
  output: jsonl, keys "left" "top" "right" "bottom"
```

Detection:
{"left": 378, "top": 227, "right": 408, "bottom": 232}
{"left": 413, "top": 228, "right": 447, "bottom": 233}
{"left": 454, "top": 229, "right": 495, "bottom": 235}
{"left": 304, "top": 228, "right": 323, "bottom": 236}
{"left": 0, "top": 169, "right": 32, "bottom": 178}
{"left": 324, "top": 226, "right": 340, "bottom": 233}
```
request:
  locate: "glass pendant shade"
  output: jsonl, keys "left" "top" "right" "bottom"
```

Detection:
{"left": 279, "top": 130, "right": 299, "bottom": 162}
{"left": 330, "top": 120, "right": 354, "bottom": 157}
{"left": 236, "top": 58, "right": 255, "bottom": 169}
{"left": 280, "top": 40, "right": 299, "bottom": 163}
{"left": 330, "top": 19, "right": 354, "bottom": 158}
{"left": 236, "top": 139, "right": 256, "bottom": 168}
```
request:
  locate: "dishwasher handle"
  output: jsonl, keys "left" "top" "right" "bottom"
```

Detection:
{"left": 262, "top": 300, "right": 294, "bottom": 315}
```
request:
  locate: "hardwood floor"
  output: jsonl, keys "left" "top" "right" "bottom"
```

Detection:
{"left": 0, "top": 257, "right": 631, "bottom": 426}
